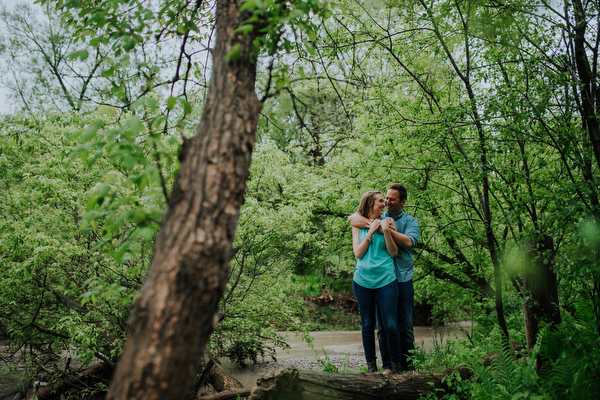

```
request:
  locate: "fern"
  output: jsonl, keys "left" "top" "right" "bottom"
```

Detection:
{"left": 468, "top": 327, "right": 549, "bottom": 400}
{"left": 538, "top": 314, "right": 600, "bottom": 400}
{"left": 414, "top": 314, "right": 600, "bottom": 400}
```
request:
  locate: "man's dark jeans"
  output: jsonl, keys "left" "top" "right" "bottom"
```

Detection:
{"left": 377, "top": 280, "right": 415, "bottom": 371}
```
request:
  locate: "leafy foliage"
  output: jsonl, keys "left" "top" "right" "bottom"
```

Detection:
{"left": 0, "top": 110, "right": 161, "bottom": 367}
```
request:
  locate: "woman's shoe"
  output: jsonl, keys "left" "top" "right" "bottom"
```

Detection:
{"left": 367, "top": 360, "right": 378, "bottom": 373}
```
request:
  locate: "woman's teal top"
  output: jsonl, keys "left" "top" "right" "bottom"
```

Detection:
{"left": 353, "top": 228, "right": 396, "bottom": 289}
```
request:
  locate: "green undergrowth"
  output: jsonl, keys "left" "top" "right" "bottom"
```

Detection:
{"left": 301, "top": 302, "right": 360, "bottom": 331}
{"left": 297, "top": 312, "right": 599, "bottom": 400}
{"left": 293, "top": 314, "right": 600, "bottom": 400}
{"left": 294, "top": 274, "right": 353, "bottom": 298}
{"left": 292, "top": 274, "right": 360, "bottom": 331}
{"left": 414, "top": 320, "right": 600, "bottom": 400}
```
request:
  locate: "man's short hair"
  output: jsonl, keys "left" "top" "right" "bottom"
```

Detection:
{"left": 388, "top": 184, "right": 407, "bottom": 201}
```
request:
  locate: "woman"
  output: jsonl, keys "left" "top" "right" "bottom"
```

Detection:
{"left": 352, "top": 190, "right": 402, "bottom": 374}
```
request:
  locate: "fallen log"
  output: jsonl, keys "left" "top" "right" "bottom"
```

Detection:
{"left": 207, "top": 362, "right": 244, "bottom": 392}
{"left": 246, "top": 367, "right": 473, "bottom": 400}
{"left": 192, "top": 358, "right": 245, "bottom": 398}
{"left": 199, "top": 388, "right": 255, "bottom": 400}
{"left": 336, "top": 295, "right": 358, "bottom": 312}
{"left": 0, "top": 387, "right": 20, "bottom": 400}
{"left": 192, "top": 358, "right": 216, "bottom": 397}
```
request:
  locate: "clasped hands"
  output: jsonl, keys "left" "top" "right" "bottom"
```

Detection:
{"left": 368, "top": 218, "right": 396, "bottom": 233}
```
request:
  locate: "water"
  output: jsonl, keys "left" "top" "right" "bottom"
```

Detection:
{"left": 0, "top": 340, "right": 26, "bottom": 399}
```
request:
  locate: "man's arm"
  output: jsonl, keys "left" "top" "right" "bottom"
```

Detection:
{"left": 381, "top": 219, "right": 398, "bottom": 257}
{"left": 391, "top": 217, "right": 420, "bottom": 249}
{"left": 390, "top": 230, "right": 414, "bottom": 249}
{"left": 348, "top": 212, "right": 371, "bottom": 229}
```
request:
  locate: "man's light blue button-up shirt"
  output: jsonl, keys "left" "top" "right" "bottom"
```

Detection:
{"left": 383, "top": 210, "right": 420, "bottom": 282}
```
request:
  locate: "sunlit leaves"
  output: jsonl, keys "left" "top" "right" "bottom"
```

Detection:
{"left": 0, "top": 111, "right": 154, "bottom": 365}
{"left": 69, "top": 49, "right": 90, "bottom": 61}
{"left": 234, "top": 0, "right": 331, "bottom": 64}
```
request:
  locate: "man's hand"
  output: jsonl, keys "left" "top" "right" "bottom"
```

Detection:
{"left": 380, "top": 218, "right": 391, "bottom": 231}
{"left": 386, "top": 218, "right": 396, "bottom": 232}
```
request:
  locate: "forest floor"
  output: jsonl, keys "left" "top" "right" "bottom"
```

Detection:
{"left": 0, "top": 283, "right": 463, "bottom": 399}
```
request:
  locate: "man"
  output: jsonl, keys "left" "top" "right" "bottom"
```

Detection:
{"left": 348, "top": 184, "right": 420, "bottom": 374}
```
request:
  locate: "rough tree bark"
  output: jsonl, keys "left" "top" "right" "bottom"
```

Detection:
{"left": 240, "top": 367, "right": 473, "bottom": 400}
{"left": 523, "top": 236, "right": 561, "bottom": 358}
{"left": 572, "top": 0, "right": 600, "bottom": 171}
{"left": 207, "top": 363, "right": 244, "bottom": 393}
{"left": 106, "top": 1, "right": 261, "bottom": 399}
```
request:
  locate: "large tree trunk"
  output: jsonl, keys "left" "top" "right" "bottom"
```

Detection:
{"left": 523, "top": 236, "right": 561, "bottom": 356}
{"left": 572, "top": 0, "right": 600, "bottom": 171}
{"left": 106, "top": 1, "right": 261, "bottom": 399}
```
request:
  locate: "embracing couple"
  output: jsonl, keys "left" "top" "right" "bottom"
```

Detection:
{"left": 348, "top": 184, "right": 420, "bottom": 375}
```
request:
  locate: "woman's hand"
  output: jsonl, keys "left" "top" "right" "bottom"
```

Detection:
{"left": 368, "top": 219, "right": 381, "bottom": 234}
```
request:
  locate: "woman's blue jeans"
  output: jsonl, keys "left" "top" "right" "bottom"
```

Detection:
{"left": 353, "top": 280, "right": 402, "bottom": 364}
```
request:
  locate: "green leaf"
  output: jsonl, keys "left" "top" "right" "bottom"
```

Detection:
{"left": 81, "top": 120, "right": 104, "bottom": 143}
{"left": 177, "top": 24, "right": 187, "bottom": 34}
{"left": 167, "top": 96, "right": 177, "bottom": 110}
{"left": 179, "top": 98, "right": 192, "bottom": 114}
{"left": 275, "top": 76, "right": 289, "bottom": 90}
{"left": 89, "top": 10, "right": 106, "bottom": 27}
{"left": 79, "top": 49, "right": 89, "bottom": 61}
{"left": 124, "top": 38, "right": 136, "bottom": 51}
{"left": 146, "top": 98, "right": 158, "bottom": 112}
{"left": 225, "top": 44, "right": 242, "bottom": 62}
{"left": 289, "top": 9, "right": 305, "bottom": 20}
{"left": 129, "top": 266, "right": 140, "bottom": 278}
{"left": 68, "top": 49, "right": 89, "bottom": 61}
{"left": 299, "top": 66, "right": 306, "bottom": 79}
{"left": 135, "top": 227, "right": 155, "bottom": 240}
{"left": 235, "top": 24, "right": 254, "bottom": 35}
{"left": 239, "top": 0, "right": 257, "bottom": 12}
{"left": 129, "top": 97, "right": 146, "bottom": 111}
{"left": 102, "top": 67, "right": 115, "bottom": 78}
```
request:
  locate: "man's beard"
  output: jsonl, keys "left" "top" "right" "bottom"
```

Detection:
{"left": 387, "top": 205, "right": 401, "bottom": 217}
